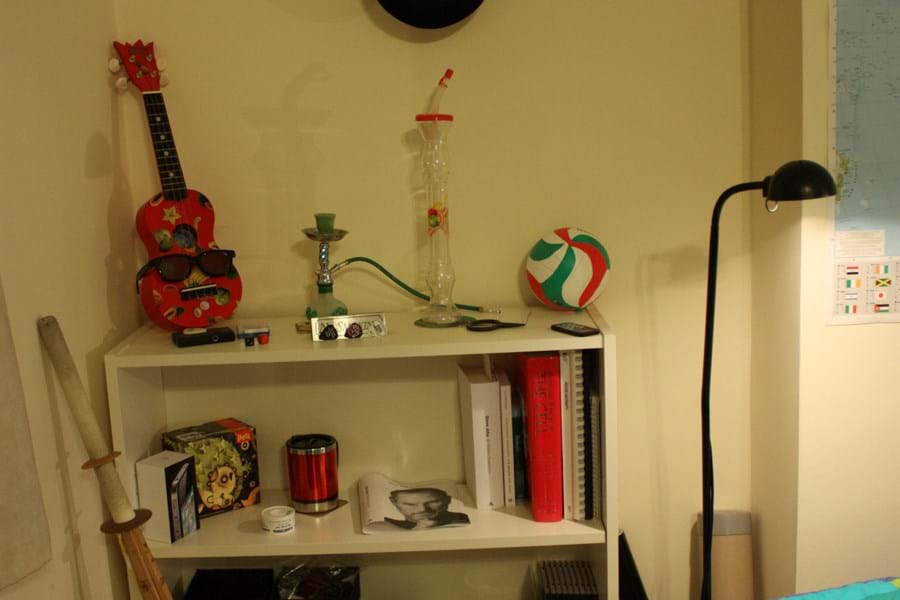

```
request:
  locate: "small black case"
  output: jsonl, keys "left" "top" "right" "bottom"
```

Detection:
{"left": 185, "top": 569, "right": 274, "bottom": 600}
{"left": 172, "top": 326, "right": 236, "bottom": 348}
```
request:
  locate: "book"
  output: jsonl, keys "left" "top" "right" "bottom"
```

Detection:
{"left": 583, "top": 349, "right": 601, "bottom": 521}
{"left": 559, "top": 349, "right": 589, "bottom": 520}
{"left": 590, "top": 390, "right": 601, "bottom": 520}
{"left": 457, "top": 364, "right": 503, "bottom": 509}
{"left": 497, "top": 368, "right": 516, "bottom": 507}
{"left": 357, "top": 472, "right": 471, "bottom": 533}
{"left": 515, "top": 352, "right": 563, "bottom": 522}
{"left": 559, "top": 351, "right": 573, "bottom": 520}
{"left": 568, "top": 349, "right": 587, "bottom": 520}
{"left": 512, "top": 389, "right": 529, "bottom": 501}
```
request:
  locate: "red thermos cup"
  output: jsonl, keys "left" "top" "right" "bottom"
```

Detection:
{"left": 286, "top": 434, "right": 339, "bottom": 513}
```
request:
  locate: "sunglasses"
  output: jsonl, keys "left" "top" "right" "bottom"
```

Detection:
{"left": 135, "top": 249, "right": 236, "bottom": 293}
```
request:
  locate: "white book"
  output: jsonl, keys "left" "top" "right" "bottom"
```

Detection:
{"left": 457, "top": 364, "right": 503, "bottom": 509}
{"left": 497, "top": 368, "right": 515, "bottom": 507}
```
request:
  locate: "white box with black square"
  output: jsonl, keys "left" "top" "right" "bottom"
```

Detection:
{"left": 136, "top": 451, "right": 200, "bottom": 543}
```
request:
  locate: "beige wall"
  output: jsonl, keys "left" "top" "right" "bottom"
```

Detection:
{"left": 2, "top": 2, "right": 757, "bottom": 598}
{"left": 0, "top": 2, "right": 134, "bottom": 599}
{"left": 795, "top": 0, "right": 900, "bottom": 592}
{"left": 748, "top": 1, "right": 900, "bottom": 597}
{"left": 748, "top": 1, "right": 803, "bottom": 598}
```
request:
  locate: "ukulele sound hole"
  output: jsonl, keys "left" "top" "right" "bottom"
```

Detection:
{"left": 173, "top": 224, "right": 197, "bottom": 250}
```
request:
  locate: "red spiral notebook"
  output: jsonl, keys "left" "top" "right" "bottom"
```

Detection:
{"left": 515, "top": 352, "right": 563, "bottom": 522}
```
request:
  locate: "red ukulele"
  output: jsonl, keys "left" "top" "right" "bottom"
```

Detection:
{"left": 113, "top": 40, "right": 242, "bottom": 331}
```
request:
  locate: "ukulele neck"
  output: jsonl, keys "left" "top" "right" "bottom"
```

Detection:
{"left": 142, "top": 92, "right": 187, "bottom": 201}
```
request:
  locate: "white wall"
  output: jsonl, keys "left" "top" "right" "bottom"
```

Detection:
{"left": 2, "top": 2, "right": 757, "bottom": 598}
{"left": 0, "top": 2, "right": 134, "bottom": 599}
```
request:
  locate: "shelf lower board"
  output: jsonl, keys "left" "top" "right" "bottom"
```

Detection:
{"left": 149, "top": 489, "right": 606, "bottom": 559}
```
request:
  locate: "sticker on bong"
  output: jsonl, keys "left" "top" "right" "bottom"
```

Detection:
{"left": 310, "top": 313, "right": 387, "bottom": 341}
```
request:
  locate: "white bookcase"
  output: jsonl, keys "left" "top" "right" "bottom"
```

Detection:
{"left": 105, "top": 306, "right": 618, "bottom": 599}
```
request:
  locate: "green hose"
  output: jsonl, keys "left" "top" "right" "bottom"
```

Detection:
{"left": 335, "top": 256, "right": 490, "bottom": 313}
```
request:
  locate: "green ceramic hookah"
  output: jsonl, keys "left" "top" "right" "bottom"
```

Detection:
{"left": 303, "top": 213, "right": 349, "bottom": 320}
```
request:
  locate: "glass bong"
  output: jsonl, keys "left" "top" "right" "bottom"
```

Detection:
{"left": 416, "top": 111, "right": 462, "bottom": 327}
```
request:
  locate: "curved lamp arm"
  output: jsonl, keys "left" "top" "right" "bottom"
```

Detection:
{"left": 700, "top": 180, "right": 764, "bottom": 600}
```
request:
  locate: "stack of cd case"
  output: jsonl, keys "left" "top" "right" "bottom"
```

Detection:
{"left": 536, "top": 560, "right": 599, "bottom": 599}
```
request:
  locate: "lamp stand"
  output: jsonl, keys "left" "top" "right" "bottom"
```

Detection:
{"left": 699, "top": 160, "right": 835, "bottom": 600}
{"left": 701, "top": 180, "right": 765, "bottom": 600}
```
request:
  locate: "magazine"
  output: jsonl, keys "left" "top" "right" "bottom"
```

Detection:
{"left": 357, "top": 472, "right": 471, "bottom": 533}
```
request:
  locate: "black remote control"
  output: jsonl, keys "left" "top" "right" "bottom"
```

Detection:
{"left": 172, "top": 326, "right": 236, "bottom": 347}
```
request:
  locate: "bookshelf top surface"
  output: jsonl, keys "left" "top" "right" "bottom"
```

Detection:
{"left": 106, "top": 307, "right": 606, "bottom": 368}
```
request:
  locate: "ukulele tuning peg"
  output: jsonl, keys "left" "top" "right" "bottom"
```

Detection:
{"left": 115, "top": 77, "right": 130, "bottom": 91}
{"left": 108, "top": 58, "right": 122, "bottom": 73}
{"left": 159, "top": 72, "right": 170, "bottom": 87}
{"left": 156, "top": 58, "right": 168, "bottom": 72}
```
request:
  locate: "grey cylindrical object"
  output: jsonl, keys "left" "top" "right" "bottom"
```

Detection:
{"left": 712, "top": 509, "right": 752, "bottom": 536}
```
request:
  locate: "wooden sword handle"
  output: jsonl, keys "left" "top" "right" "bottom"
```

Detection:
{"left": 37, "top": 316, "right": 172, "bottom": 600}
{"left": 121, "top": 527, "right": 171, "bottom": 600}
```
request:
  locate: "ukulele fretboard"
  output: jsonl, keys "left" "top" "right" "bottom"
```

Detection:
{"left": 142, "top": 92, "right": 187, "bottom": 201}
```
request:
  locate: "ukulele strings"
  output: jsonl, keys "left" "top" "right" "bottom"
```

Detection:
{"left": 147, "top": 81, "right": 198, "bottom": 257}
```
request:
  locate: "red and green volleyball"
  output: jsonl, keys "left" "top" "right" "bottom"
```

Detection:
{"left": 525, "top": 227, "right": 611, "bottom": 310}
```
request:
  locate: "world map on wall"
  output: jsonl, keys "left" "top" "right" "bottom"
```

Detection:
{"left": 832, "top": 0, "right": 900, "bottom": 322}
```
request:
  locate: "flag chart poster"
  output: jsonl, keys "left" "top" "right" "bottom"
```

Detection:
{"left": 830, "top": 0, "right": 900, "bottom": 324}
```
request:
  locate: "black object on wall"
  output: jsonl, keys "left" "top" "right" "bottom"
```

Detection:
{"left": 376, "top": 0, "right": 483, "bottom": 29}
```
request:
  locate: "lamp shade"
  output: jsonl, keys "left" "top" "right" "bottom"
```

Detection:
{"left": 764, "top": 160, "right": 837, "bottom": 201}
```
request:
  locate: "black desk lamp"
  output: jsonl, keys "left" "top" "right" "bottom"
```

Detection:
{"left": 700, "top": 160, "right": 836, "bottom": 600}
